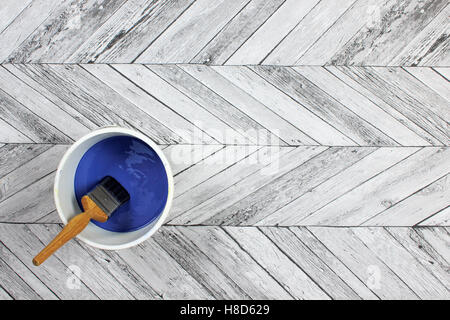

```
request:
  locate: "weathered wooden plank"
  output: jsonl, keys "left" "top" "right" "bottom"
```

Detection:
{"left": 418, "top": 40, "right": 449, "bottom": 67}
{"left": 173, "top": 226, "right": 293, "bottom": 299}
{"left": 369, "top": 67, "right": 450, "bottom": 123}
{"left": 433, "top": 67, "right": 450, "bottom": 81}
{"left": 214, "top": 66, "right": 345, "bottom": 145}
{"left": 113, "top": 64, "right": 228, "bottom": 144}
{"left": 419, "top": 207, "right": 450, "bottom": 226}
{"left": 390, "top": 5, "right": 450, "bottom": 66}
{"left": 0, "top": 145, "right": 68, "bottom": 203}
{"left": 164, "top": 145, "right": 222, "bottom": 175}
{"left": 404, "top": 67, "right": 450, "bottom": 102}
{"left": 171, "top": 146, "right": 325, "bottom": 225}
{"left": 0, "top": 256, "right": 41, "bottom": 300}
{"left": 116, "top": 237, "right": 212, "bottom": 299}
{"left": 333, "top": 66, "right": 449, "bottom": 145}
{"left": 0, "top": 88, "right": 70, "bottom": 144}
{"left": 289, "top": 227, "right": 379, "bottom": 299}
{"left": 14, "top": 64, "right": 181, "bottom": 144}
{"left": 9, "top": 64, "right": 127, "bottom": 129}
{"left": 3, "top": 64, "right": 97, "bottom": 131}
{"left": 0, "top": 286, "right": 12, "bottom": 300}
{"left": 154, "top": 227, "right": 250, "bottom": 299}
{"left": 326, "top": 66, "right": 442, "bottom": 145}
{"left": 415, "top": 21, "right": 449, "bottom": 66}
{"left": 135, "top": 0, "right": 250, "bottom": 63}
{"left": 173, "top": 146, "right": 259, "bottom": 198}
{"left": 0, "top": 145, "right": 52, "bottom": 179}
{"left": 28, "top": 224, "right": 135, "bottom": 299}
{"left": 81, "top": 64, "right": 204, "bottom": 144}
{"left": 34, "top": 210, "right": 60, "bottom": 224}
{"left": 148, "top": 64, "right": 274, "bottom": 144}
{"left": 0, "top": 0, "right": 32, "bottom": 34}
{"left": 0, "top": 0, "right": 68, "bottom": 62}
{"left": 141, "top": 66, "right": 249, "bottom": 144}
{"left": 179, "top": 65, "right": 309, "bottom": 146}
{"left": 353, "top": 227, "right": 449, "bottom": 299}
{"left": 67, "top": 0, "right": 195, "bottom": 63}
{"left": 386, "top": 227, "right": 449, "bottom": 289}
{"left": 250, "top": 66, "right": 395, "bottom": 146}
{"left": 414, "top": 227, "right": 450, "bottom": 263}
{"left": 1, "top": 236, "right": 52, "bottom": 300}
{"left": 226, "top": 0, "right": 320, "bottom": 65}
{"left": 191, "top": 0, "right": 286, "bottom": 64}
{"left": 169, "top": 147, "right": 286, "bottom": 223}
{"left": 0, "top": 172, "right": 55, "bottom": 223}
{"left": 261, "top": 227, "right": 360, "bottom": 299}
{"left": 330, "top": 0, "right": 448, "bottom": 66}
{"left": 80, "top": 246, "right": 162, "bottom": 300}
{"left": 209, "top": 147, "right": 375, "bottom": 226}
{"left": 0, "top": 224, "right": 98, "bottom": 299}
{"left": 224, "top": 227, "right": 329, "bottom": 299}
{"left": 0, "top": 118, "right": 33, "bottom": 143}
{"left": 310, "top": 227, "right": 419, "bottom": 299}
{"left": 263, "top": 0, "right": 356, "bottom": 65}
{"left": 261, "top": 147, "right": 420, "bottom": 226}
{"left": 364, "top": 175, "right": 449, "bottom": 226}
{"left": 297, "top": 0, "right": 382, "bottom": 65}
{"left": 303, "top": 147, "right": 450, "bottom": 225}
{"left": 6, "top": 0, "right": 128, "bottom": 63}
{"left": 49, "top": 63, "right": 187, "bottom": 144}
{"left": 0, "top": 66, "right": 90, "bottom": 140}
{"left": 163, "top": 144, "right": 223, "bottom": 175}
{"left": 293, "top": 66, "right": 427, "bottom": 146}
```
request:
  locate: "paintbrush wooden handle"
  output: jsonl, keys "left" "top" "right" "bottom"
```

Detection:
{"left": 32, "top": 196, "right": 108, "bottom": 266}
{"left": 32, "top": 211, "right": 92, "bottom": 266}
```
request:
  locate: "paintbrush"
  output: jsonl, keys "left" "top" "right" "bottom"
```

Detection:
{"left": 32, "top": 176, "right": 130, "bottom": 266}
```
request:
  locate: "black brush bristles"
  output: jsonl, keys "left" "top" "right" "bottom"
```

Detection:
{"left": 87, "top": 176, "right": 130, "bottom": 216}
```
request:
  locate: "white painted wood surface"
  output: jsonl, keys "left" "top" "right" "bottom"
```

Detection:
{"left": 0, "top": 0, "right": 447, "bottom": 65}
{"left": 0, "top": 0, "right": 448, "bottom": 300}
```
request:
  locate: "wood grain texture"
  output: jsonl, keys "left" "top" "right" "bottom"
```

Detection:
{"left": 0, "top": 143, "right": 448, "bottom": 228}
{"left": 249, "top": 66, "right": 397, "bottom": 146}
{"left": 352, "top": 227, "right": 449, "bottom": 299}
{"left": 259, "top": 147, "right": 420, "bottom": 226}
{"left": 0, "top": 1, "right": 449, "bottom": 301}
{"left": 0, "top": 65, "right": 447, "bottom": 147}
{"left": 67, "top": 0, "right": 196, "bottom": 63}
{"left": 1, "top": 224, "right": 448, "bottom": 299}
{"left": 262, "top": 0, "right": 357, "bottom": 65}
{"left": 293, "top": 66, "right": 430, "bottom": 146}
{"left": 0, "top": 224, "right": 98, "bottom": 299}
{"left": 0, "top": 0, "right": 447, "bottom": 65}
{"left": 190, "top": 0, "right": 286, "bottom": 65}
{"left": 328, "top": 66, "right": 449, "bottom": 145}
{"left": 0, "top": 0, "right": 68, "bottom": 62}
{"left": 404, "top": 67, "right": 450, "bottom": 102}
{"left": 390, "top": 5, "right": 450, "bottom": 66}
{"left": 147, "top": 64, "right": 276, "bottom": 144}
{"left": 420, "top": 207, "right": 450, "bottom": 227}
{"left": 261, "top": 227, "right": 362, "bottom": 299}
{"left": 6, "top": 0, "right": 128, "bottom": 63}
{"left": 301, "top": 147, "right": 450, "bottom": 226}
{"left": 0, "top": 88, "right": 70, "bottom": 144}
{"left": 135, "top": 0, "right": 251, "bottom": 63}
{"left": 226, "top": 0, "right": 321, "bottom": 65}
{"left": 0, "top": 241, "right": 57, "bottom": 299}
{"left": 329, "top": 0, "right": 449, "bottom": 66}
{"left": 0, "top": 0, "right": 32, "bottom": 34}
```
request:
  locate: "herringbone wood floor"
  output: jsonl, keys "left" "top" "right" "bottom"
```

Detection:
{"left": 0, "top": 0, "right": 448, "bottom": 300}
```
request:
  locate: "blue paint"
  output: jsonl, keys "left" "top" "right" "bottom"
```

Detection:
{"left": 74, "top": 136, "right": 168, "bottom": 232}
